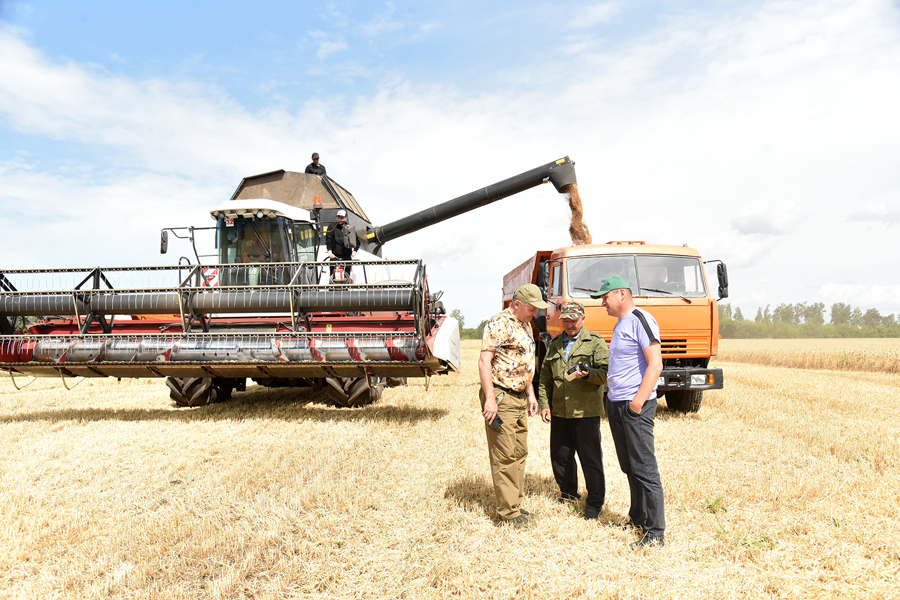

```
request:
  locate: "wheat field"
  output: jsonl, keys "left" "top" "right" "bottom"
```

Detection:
{"left": 1, "top": 339, "right": 898, "bottom": 599}
{"left": 716, "top": 338, "right": 900, "bottom": 373}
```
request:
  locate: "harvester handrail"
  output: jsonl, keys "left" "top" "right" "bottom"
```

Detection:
{"left": 0, "top": 282, "right": 418, "bottom": 295}
{"left": 0, "top": 259, "right": 423, "bottom": 275}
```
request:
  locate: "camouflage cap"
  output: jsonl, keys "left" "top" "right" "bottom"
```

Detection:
{"left": 559, "top": 301, "right": 585, "bottom": 320}
{"left": 514, "top": 284, "right": 549, "bottom": 309}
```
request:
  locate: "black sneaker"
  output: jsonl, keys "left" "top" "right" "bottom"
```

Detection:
{"left": 619, "top": 520, "right": 643, "bottom": 532}
{"left": 584, "top": 507, "right": 602, "bottom": 520}
{"left": 630, "top": 535, "right": 665, "bottom": 549}
{"left": 555, "top": 494, "right": 580, "bottom": 504}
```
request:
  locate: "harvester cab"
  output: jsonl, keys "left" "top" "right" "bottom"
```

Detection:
{"left": 162, "top": 171, "right": 381, "bottom": 286}
{"left": 1, "top": 158, "right": 578, "bottom": 409}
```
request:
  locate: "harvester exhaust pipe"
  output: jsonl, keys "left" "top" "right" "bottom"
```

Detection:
{"left": 370, "top": 157, "right": 576, "bottom": 246}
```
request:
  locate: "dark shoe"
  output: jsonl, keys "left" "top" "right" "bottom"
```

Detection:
{"left": 505, "top": 514, "right": 535, "bottom": 530}
{"left": 630, "top": 534, "right": 665, "bottom": 549}
{"left": 584, "top": 506, "right": 602, "bottom": 520}
{"left": 555, "top": 493, "right": 580, "bottom": 504}
{"left": 519, "top": 509, "right": 540, "bottom": 523}
{"left": 618, "top": 519, "right": 643, "bottom": 532}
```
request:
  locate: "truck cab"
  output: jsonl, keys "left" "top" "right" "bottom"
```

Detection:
{"left": 503, "top": 241, "right": 728, "bottom": 412}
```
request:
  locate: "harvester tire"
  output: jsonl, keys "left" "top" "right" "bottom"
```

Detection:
{"left": 167, "top": 377, "right": 218, "bottom": 408}
{"left": 324, "top": 377, "right": 352, "bottom": 407}
{"left": 665, "top": 390, "right": 703, "bottom": 413}
{"left": 324, "top": 376, "right": 383, "bottom": 407}
{"left": 213, "top": 380, "right": 234, "bottom": 403}
{"left": 385, "top": 377, "right": 407, "bottom": 388}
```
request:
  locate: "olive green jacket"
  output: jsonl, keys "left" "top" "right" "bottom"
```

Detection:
{"left": 538, "top": 327, "right": 609, "bottom": 418}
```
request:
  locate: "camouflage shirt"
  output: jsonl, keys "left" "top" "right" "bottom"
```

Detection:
{"left": 481, "top": 308, "right": 536, "bottom": 393}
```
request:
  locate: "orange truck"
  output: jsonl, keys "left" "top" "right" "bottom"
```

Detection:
{"left": 502, "top": 241, "right": 727, "bottom": 412}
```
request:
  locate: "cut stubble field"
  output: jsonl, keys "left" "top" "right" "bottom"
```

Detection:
{"left": 1, "top": 339, "right": 898, "bottom": 599}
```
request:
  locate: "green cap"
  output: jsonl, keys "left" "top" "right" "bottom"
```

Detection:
{"left": 514, "top": 284, "right": 549, "bottom": 309}
{"left": 590, "top": 276, "right": 631, "bottom": 298}
{"left": 559, "top": 301, "right": 585, "bottom": 320}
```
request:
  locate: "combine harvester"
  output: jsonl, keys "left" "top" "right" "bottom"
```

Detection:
{"left": 0, "top": 158, "right": 578, "bottom": 407}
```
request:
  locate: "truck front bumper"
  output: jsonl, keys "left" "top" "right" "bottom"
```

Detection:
{"left": 657, "top": 368, "right": 723, "bottom": 392}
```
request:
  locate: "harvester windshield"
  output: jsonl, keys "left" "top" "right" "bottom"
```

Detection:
{"left": 567, "top": 255, "right": 707, "bottom": 298}
{"left": 217, "top": 217, "right": 292, "bottom": 264}
{"left": 214, "top": 217, "right": 317, "bottom": 286}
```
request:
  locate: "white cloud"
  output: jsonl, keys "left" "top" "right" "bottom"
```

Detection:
{"left": 817, "top": 283, "right": 900, "bottom": 314}
{"left": 848, "top": 202, "right": 900, "bottom": 223}
{"left": 416, "top": 23, "right": 441, "bottom": 35}
{"left": 730, "top": 212, "right": 792, "bottom": 236}
{"left": 359, "top": 2, "right": 403, "bottom": 37}
{"left": 570, "top": 2, "right": 622, "bottom": 28}
{"left": 308, "top": 29, "right": 349, "bottom": 59}
{"left": 0, "top": 164, "right": 225, "bottom": 269}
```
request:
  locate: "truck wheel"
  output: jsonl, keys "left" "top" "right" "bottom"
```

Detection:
{"left": 166, "top": 377, "right": 218, "bottom": 407}
{"left": 665, "top": 390, "right": 703, "bottom": 413}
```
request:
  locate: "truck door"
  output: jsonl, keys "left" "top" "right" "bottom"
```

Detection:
{"left": 547, "top": 261, "right": 563, "bottom": 339}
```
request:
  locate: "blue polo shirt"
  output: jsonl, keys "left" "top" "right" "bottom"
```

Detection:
{"left": 608, "top": 308, "right": 660, "bottom": 401}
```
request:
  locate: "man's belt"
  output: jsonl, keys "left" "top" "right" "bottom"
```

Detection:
{"left": 493, "top": 384, "right": 527, "bottom": 397}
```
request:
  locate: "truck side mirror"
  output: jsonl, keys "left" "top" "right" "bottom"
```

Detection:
{"left": 717, "top": 262, "right": 728, "bottom": 299}
{"left": 160, "top": 230, "right": 169, "bottom": 254}
{"left": 537, "top": 261, "right": 550, "bottom": 297}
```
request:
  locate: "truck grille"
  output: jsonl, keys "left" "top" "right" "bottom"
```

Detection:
{"left": 662, "top": 338, "right": 687, "bottom": 354}
{"left": 660, "top": 333, "right": 709, "bottom": 358}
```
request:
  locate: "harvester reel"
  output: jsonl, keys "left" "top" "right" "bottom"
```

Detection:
{"left": 166, "top": 377, "right": 229, "bottom": 408}
{"left": 324, "top": 376, "right": 384, "bottom": 407}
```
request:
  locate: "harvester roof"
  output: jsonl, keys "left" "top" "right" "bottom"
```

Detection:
{"left": 209, "top": 199, "right": 312, "bottom": 222}
{"left": 230, "top": 170, "right": 371, "bottom": 223}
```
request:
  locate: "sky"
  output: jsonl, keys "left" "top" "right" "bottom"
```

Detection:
{"left": 1, "top": 0, "right": 899, "bottom": 325}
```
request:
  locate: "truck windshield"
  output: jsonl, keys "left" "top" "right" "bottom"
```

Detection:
{"left": 567, "top": 255, "right": 707, "bottom": 298}
{"left": 216, "top": 217, "right": 292, "bottom": 265}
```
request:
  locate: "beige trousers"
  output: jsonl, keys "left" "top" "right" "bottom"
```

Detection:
{"left": 480, "top": 386, "right": 529, "bottom": 520}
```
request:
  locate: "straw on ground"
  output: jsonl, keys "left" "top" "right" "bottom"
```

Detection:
{"left": 0, "top": 339, "right": 898, "bottom": 598}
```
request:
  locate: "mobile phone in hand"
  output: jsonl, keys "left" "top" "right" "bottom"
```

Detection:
{"left": 489, "top": 414, "right": 504, "bottom": 432}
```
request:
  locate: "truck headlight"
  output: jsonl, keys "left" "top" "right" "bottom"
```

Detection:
{"left": 691, "top": 374, "right": 708, "bottom": 386}
{"left": 657, "top": 377, "right": 665, "bottom": 386}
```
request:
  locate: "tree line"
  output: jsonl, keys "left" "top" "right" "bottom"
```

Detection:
{"left": 450, "top": 309, "right": 488, "bottom": 340}
{"left": 451, "top": 302, "right": 900, "bottom": 341}
{"left": 719, "top": 302, "right": 900, "bottom": 338}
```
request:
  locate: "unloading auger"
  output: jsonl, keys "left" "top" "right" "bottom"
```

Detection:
{"left": 0, "top": 157, "right": 577, "bottom": 407}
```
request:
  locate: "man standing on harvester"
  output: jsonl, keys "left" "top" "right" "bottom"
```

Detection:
{"left": 325, "top": 209, "right": 359, "bottom": 277}
{"left": 538, "top": 301, "right": 609, "bottom": 519}
{"left": 305, "top": 152, "right": 326, "bottom": 175}
{"left": 593, "top": 276, "right": 665, "bottom": 549}
{"left": 479, "top": 284, "right": 546, "bottom": 529}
